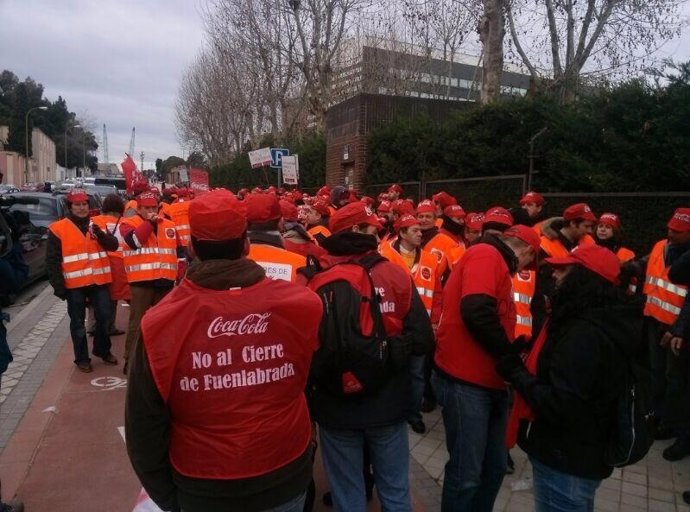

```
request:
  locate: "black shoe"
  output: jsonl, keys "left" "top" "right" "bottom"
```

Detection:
{"left": 663, "top": 437, "right": 690, "bottom": 461}
{"left": 87, "top": 330, "right": 95, "bottom": 336}
{"left": 506, "top": 453, "right": 515, "bottom": 474}
{"left": 683, "top": 490, "right": 690, "bottom": 505}
{"left": 421, "top": 396, "right": 437, "bottom": 413}
{"left": 408, "top": 418, "right": 426, "bottom": 434}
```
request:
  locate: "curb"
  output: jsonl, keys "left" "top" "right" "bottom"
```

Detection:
{"left": 6, "top": 283, "right": 53, "bottom": 336}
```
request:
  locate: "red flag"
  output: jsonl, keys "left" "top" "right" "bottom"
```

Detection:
{"left": 121, "top": 154, "right": 137, "bottom": 194}
{"left": 121, "top": 153, "right": 148, "bottom": 195}
{"left": 189, "top": 168, "right": 209, "bottom": 195}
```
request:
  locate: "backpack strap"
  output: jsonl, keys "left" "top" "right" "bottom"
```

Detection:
{"left": 352, "top": 253, "right": 388, "bottom": 340}
{"left": 297, "top": 254, "right": 323, "bottom": 281}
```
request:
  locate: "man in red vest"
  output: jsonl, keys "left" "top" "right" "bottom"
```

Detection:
{"left": 126, "top": 189, "right": 322, "bottom": 512}
{"left": 46, "top": 189, "right": 120, "bottom": 372}
{"left": 433, "top": 224, "right": 540, "bottom": 512}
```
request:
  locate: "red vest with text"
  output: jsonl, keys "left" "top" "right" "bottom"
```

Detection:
{"left": 141, "top": 277, "right": 322, "bottom": 479}
{"left": 644, "top": 240, "right": 688, "bottom": 325}
{"left": 435, "top": 243, "right": 516, "bottom": 390}
{"left": 48, "top": 218, "right": 112, "bottom": 289}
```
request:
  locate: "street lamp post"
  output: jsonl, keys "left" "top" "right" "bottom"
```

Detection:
{"left": 24, "top": 106, "right": 48, "bottom": 185}
{"left": 64, "top": 123, "right": 80, "bottom": 181}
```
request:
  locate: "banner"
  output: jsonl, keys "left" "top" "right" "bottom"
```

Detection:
{"left": 248, "top": 147, "right": 272, "bottom": 168}
{"left": 189, "top": 168, "right": 210, "bottom": 195}
{"left": 281, "top": 155, "right": 299, "bottom": 185}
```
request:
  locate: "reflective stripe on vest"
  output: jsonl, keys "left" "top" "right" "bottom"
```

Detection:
{"left": 516, "top": 315, "right": 532, "bottom": 327}
{"left": 64, "top": 266, "right": 112, "bottom": 279}
{"left": 513, "top": 292, "right": 531, "bottom": 305}
{"left": 126, "top": 263, "right": 178, "bottom": 273}
{"left": 646, "top": 295, "right": 681, "bottom": 317}
{"left": 645, "top": 276, "right": 687, "bottom": 299}
{"left": 416, "top": 286, "right": 434, "bottom": 299}
{"left": 62, "top": 251, "right": 108, "bottom": 263}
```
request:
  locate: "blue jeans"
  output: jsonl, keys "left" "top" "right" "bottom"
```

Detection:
{"left": 66, "top": 285, "right": 112, "bottom": 363}
{"left": 431, "top": 371, "right": 509, "bottom": 512}
{"left": 531, "top": 457, "right": 601, "bottom": 512}
{"left": 319, "top": 423, "right": 411, "bottom": 512}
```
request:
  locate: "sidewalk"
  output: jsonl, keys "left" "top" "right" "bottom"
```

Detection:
{"left": 2, "top": 289, "right": 690, "bottom": 511}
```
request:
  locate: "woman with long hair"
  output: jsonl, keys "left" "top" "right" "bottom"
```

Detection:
{"left": 496, "top": 245, "right": 645, "bottom": 511}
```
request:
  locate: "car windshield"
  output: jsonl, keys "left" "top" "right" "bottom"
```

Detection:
{"left": 9, "top": 196, "right": 59, "bottom": 226}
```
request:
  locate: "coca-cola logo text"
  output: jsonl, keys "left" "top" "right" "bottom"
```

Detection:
{"left": 207, "top": 313, "right": 271, "bottom": 338}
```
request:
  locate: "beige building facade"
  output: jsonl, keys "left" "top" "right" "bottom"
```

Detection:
{"left": 0, "top": 126, "right": 56, "bottom": 186}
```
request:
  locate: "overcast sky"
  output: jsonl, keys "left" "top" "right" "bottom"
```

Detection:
{"left": 0, "top": 0, "right": 688, "bottom": 170}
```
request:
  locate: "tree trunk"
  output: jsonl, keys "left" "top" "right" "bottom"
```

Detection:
{"left": 479, "top": 0, "right": 506, "bottom": 104}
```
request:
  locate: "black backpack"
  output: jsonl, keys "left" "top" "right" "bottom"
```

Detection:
{"left": 603, "top": 336, "right": 655, "bottom": 467}
{"left": 302, "top": 253, "right": 392, "bottom": 397}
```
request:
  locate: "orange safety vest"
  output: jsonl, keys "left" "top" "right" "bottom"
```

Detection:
{"left": 423, "top": 231, "right": 458, "bottom": 276}
{"left": 248, "top": 244, "right": 306, "bottom": 283}
{"left": 49, "top": 218, "right": 112, "bottom": 289}
{"left": 512, "top": 270, "right": 536, "bottom": 338}
{"left": 307, "top": 225, "right": 331, "bottom": 242}
{"left": 91, "top": 214, "right": 125, "bottom": 258}
{"left": 140, "top": 277, "right": 321, "bottom": 480}
{"left": 616, "top": 247, "right": 635, "bottom": 263}
{"left": 379, "top": 242, "right": 440, "bottom": 319}
{"left": 91, "top": 214, "right": 130, "bottom": 300}
{"left": 643, "top": 240, "right": 688, "bottom": 325}
{"left": 540, "top": 233, "right": 593, "bottom": 258}
{"left": 121, "top": 215, "right": 178, "bottom": 283}
{"left": 166, "top": 200, "right": 192, "bottom": 247}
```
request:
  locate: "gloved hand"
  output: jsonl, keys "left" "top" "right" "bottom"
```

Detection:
{"left": 54, "top": 289, "right": 67, "bottom": 301}
{"left": 496, "top": 352, "right": 529, "bottom": 387}
{"left": 512, "top": 334, "right": 531, "bottom": 354}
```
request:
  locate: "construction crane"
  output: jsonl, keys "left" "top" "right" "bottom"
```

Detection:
{"left": 102, "top": 124, "right": 109, "bottom": 163}
{"left": 128, "top": 127, "right": 136, "bottom": 157}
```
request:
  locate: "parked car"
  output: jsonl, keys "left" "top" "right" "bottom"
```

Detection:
{"left": 9, "top": 190, "right": 102, "bottom": 229}
{"left": 0, "top": 184, "right": 20, "bottom": 195}
{"left": 1, "top": 194, "right": 50, "bottom": 304}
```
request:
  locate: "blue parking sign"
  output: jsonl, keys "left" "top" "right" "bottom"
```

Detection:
{"left": 270, "top": 148, "right": 290, "bottom": 168}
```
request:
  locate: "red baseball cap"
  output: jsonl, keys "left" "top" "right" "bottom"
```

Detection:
{"left": 377, "top": 200, "right": 392, "bottom": 214}
{"left": 484, "top": 206, "right": 514, "bottom": 227}
{"left": 465, "top": 212, "right": 484, "bottom": 230}
{"left": 329, "top": 202, "right": 381, "bottom": 233}
{"left": 245, "top": 193, "right": 282, "bottom": 223}
{"left": 392, "top": 199, "right": 415, "bottom": 216}
{"left": 432, "top": 191, "right": 457, "bottom": 209}
{"left": 563, "top": 203, "right": 596, "bottom": 222}
{"left": 416, "top": 199, "right": 436, "bottom": 214}
{"left": 388, "top": 184, "right": 403, "bottom": 194}
{"left": 598, "top": 213, "right": 621, "bottom": 230}
{"left": 394, "top": 214, "right": 420, "bottom": 232}
{"left": 190, "top": 189, "right": 247, "bottom": 241}
{"left": 504, "top": 225, "right": 541, "bottom": 257}
{"left": 66, "top": 188, "right": 88, "bottom": 203}
{"left": 667, "top": 208, "right": 690, "bottom": 232}
{"left": 310, "top": 200, "right": 330, "bottom": 217}
{"left": 545, "top": 244, "right": 620, "bottom": 284}
{"left": 279, "top": 199, "right": 299, "bottom": 222}
{"left": 137, "top": 192, "right": 158, "bottom": 207}
{"left": 360, "top": 196, "right": 375, "bottom": 206}
{"left": 444, "top": 204, "right": 466, "bottom": 219}
{"left": 520, "top": 191, "right": 545, "bottom": 206}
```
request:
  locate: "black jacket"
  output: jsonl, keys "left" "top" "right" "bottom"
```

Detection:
{"left": 503, "top": 302, "right": 644, "bottom": 479}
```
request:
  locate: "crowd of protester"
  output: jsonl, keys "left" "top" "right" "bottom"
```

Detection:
{"left": 42, "top": 180, "right": 690, "bottom": 511}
